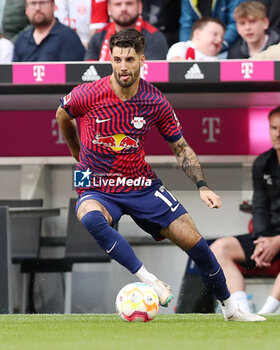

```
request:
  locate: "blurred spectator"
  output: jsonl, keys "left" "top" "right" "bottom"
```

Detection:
{"left": 167, "top": 17, "right": 225, "bottom": 61}
{"left": 2, "top": 0, "right": 30, "bottom": 43}
{"left": 85, "top": 0, "right": 169, "bottom": 61}
{"left": 252, "top": 42, "right": 280, "bottom": 59}
{"left": 54, "top": 0, "right": 91, "bottom": 48}
{"left": 0, "top": 33, "right": 13, "bottom": 62}
{"left": 13, "top": 0, "right": 85, "bottom": 62}
{"left": 0, "top": 0, "right": 5, "bottom": 32}
{"left": 88, "top": 0, "right": 181, "bottom": 47}
{"left": 54, "top": 0, "right": 108, "bottom": 48}
{"left": 179, "top": 0, "right": 247, "bottom": 52}
{"left": 90, "top": 0, "right": 108, "bottom": 36}
{"left": 142, "top": 0, "right": 181, "bottom": 47}
{"left": 227, "top": 1, "right": 280, "bottom": 59}
{"left": 257, "top": 0, "right": 280, "bottom": 33}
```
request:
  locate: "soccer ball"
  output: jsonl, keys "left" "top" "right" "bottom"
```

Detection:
{"left": 115, "top": 282, "right": 159, "bottom": 322}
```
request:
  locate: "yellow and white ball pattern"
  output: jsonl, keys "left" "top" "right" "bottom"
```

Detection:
{"left": 115, "top": 282, "right": 159, "bottom": 322}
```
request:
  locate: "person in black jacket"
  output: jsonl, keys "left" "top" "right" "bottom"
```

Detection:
{"left": 211, "top": 106, "right": 280, "bottom": 314}
{"left": 257, "top": 0, "right": 280, "bottom": 33}
{"left": 227, "top": 1, "right": 280, "bottom": 58}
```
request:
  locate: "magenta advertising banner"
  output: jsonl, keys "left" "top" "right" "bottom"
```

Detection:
{"left": 220, "top": 61, "right": 274, "bottom": 81}
{"left": 0, "top": 108, "right": 273, "bottom": 157}
{"left": 0, "top": 110, "right": 70, "bottom": 156}
{"left": 12, "top": 63, "right": 66, "bottom": 84}
{"left": 145, "top": 107, "right": 272, "bottom": 155}
{"left": 141, "top": 62, "right": 169, "bottom": 82}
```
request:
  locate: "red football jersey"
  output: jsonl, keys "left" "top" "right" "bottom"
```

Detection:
{"left": 62, "top": 76, "right": 182, "bottom": 194}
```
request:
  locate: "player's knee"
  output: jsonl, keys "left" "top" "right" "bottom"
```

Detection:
{"left": 81, "top": 210, "right": 109, "bottom": 242}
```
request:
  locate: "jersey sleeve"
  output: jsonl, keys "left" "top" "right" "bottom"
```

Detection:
{"left": 156, "top": 97, "right": 182, "bottom": 142}
{"left": 60, "top": 85, "right": 87, "bottom": 119}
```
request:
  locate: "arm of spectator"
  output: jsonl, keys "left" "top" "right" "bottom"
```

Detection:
{"left": 179, "top": 0, "right": 194, "bottom": 42}
{"left": 90, "top": 0, "right": 108, "bottom": 37}
{"left": 251, "top": 158, "right": 271, "bottom": 237}
{"left": 144, "top": 31, "right": 169, "bottom": 60}
{"left": 12, "top": 35, "right": 22, "bottom": 62}
{"left": 166, "top": 42, "right": 186, "bottom": 60}
{"left": 84, "top": 33, "right": 101, "bottom": 61}
{"left": 252, "top": 43, "right": 280, "bottom": 59}
{"left": 222, "top": 0, "right": 245, "bottom": 51}
{"left": 59, "top": 30, "right": 85, "bottom": 61}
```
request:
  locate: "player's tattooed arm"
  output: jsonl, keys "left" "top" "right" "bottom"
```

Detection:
{"left": 56, "top": 106, "right": 80, "bottom": 162}
{"left": 168, "top": 136, "right": 206, "bottom": 185}
{"left": 169, "top": 136, "right": 221, "bottom": 209}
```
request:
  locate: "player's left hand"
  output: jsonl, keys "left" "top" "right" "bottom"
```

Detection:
{"left": 199, "top": 188, "right": 221, "bottom": 208}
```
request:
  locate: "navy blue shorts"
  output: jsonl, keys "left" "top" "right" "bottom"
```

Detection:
{"left": 76, "top": 180, "right": 187, "bottom": 241}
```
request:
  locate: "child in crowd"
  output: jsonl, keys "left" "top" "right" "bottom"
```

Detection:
{"left": 228, "top": 0, "right": 280, "bottom": 59}
{"left": 167, "top": 17, "right": 225, "bottom": 61}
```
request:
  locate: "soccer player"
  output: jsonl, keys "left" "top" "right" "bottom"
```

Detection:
{"left": 56, "top": 28, "right": 265, "bottom": 321}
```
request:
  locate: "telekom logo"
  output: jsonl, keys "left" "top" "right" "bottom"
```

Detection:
{"left": 51, "top": 119, "right": 65, "bottom": 144}
{"left": 241, "top": 62, "right": 254, "bottom": 79}
{"left": 202, "top": 117, "right": 221, "bottom": 143}
{"left": 140, "top": 63, "right": 148, "bottom": 80}
{"left": 33, "top": 65, "right": 46, "bottom": 82}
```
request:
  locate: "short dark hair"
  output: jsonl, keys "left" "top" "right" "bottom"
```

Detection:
{"left": 190, "top": 17, "right": 226, "bottom": 39}
{"left": 109, "top": 29, "right": 146, "bottom": 55}
{"left": 268, "top": 106, "right": 280, "bottom": 119}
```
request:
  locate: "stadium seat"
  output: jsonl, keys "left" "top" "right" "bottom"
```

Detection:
{"left": 0, "top": 199, "right": 43, "bottom": 313}
{"left": 19, "top": 198, "right": 111, "bottom": 313}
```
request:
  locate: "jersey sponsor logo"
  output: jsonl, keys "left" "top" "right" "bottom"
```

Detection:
{"left": 93, "top": 133, "right": 139, "bottom": 151}
{"left": 131, "top": 116, "right": 146, "bottom": 129}
{"left": 63, "top": 93, "right": 72, "bottom": 105}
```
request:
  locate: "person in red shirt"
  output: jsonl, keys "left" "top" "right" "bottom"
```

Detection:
{"left": 85, "top": 0, "right": 168, "bottom": 61}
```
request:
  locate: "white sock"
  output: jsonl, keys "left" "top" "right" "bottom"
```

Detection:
{"left": 135, "top": 265, "right": 157, "bottom": 285}
{"left": 219, "top": 295, "right": 238, "bottom": 318}
{"left": 231, "top": 291, "right": 251, "bottom": 313}
{"left": 258, "top": 296, "right": 280, "bottom": 314}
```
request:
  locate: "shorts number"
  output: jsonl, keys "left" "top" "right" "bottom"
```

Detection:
{"left": 154, "top": 187, "right": 177, "bottom": 209}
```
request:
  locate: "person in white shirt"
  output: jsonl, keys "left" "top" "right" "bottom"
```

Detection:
{"left": 54, "top": 0, "right": 108, "bottom": 48}
{"left": 0, "top": 34, "right": 13, "bottom": 62}
{"left": 167, "top": 17, "right": 225, "bottom": 61}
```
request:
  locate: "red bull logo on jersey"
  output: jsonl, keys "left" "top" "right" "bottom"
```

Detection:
{"left": 93, "top": 133, "right": 139, "bottom": 151}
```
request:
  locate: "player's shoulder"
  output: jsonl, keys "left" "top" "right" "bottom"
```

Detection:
{"left": 140, "top": 78, "right": 166, "bottom": 100}
{"left": 72, "top": 76, "right": 109, "bottom": 95}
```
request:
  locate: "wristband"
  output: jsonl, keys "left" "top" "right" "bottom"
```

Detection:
{"left": 197, "top": 180, "right": 208, "bottom": 189}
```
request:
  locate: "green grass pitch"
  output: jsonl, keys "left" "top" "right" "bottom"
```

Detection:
{"left": 0, "top": 314, "right": 279, "bottom": 350}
